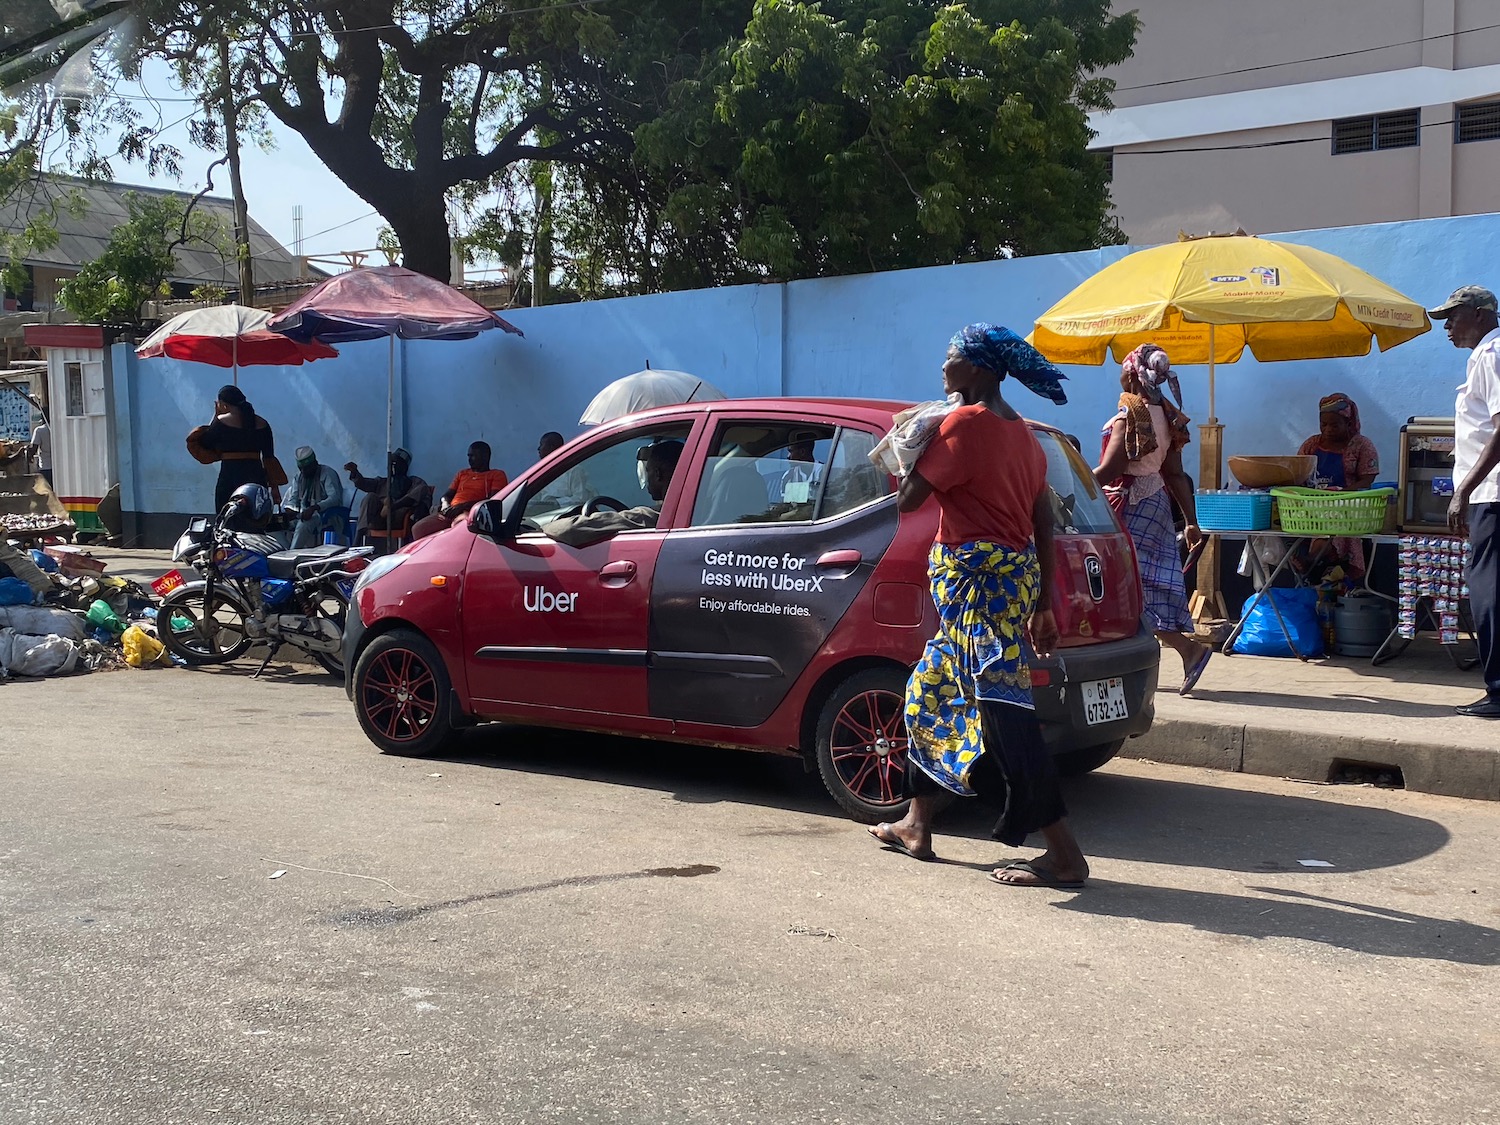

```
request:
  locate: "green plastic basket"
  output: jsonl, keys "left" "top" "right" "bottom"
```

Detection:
{"left": 1269, "top": 486, "right": 1394, "bottom": 535}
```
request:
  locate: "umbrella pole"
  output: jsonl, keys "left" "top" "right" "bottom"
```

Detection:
{"left": 232, "top": 335, "right": 238, "bottom": 387}
{"left": 1194, "top": 322, "right": 1228, "bottom": 625}
{"left": 386, "top": 332, "right": 395, "bottom": 546}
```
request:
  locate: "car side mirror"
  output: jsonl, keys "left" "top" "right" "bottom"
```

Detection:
{"left": 469, "top": 490, "right": 526, "bottom": 540}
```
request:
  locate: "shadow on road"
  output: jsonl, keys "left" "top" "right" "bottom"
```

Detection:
{"left": 1187, "top": 687, "right": 1463, "bottom": 719}
{"left": 1053, "top": 883, "right": 1500, "bottom": 965}
{"left": 424, "top": 725, "right": 1451, "bottom": 876}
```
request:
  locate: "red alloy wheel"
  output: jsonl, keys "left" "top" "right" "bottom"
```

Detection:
{"left": 828, "top": 688, "right": 909, "bottom": 809}
{"left": 359, "top": 646, "right": 440, "bottom": 744}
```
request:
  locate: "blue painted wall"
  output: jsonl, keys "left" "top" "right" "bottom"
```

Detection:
{"left": 116, "top": 211, "right": 1496, "bottom": 523}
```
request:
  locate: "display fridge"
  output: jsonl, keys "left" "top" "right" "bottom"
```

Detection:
{"left": 1396, "top": 417, "right": 1455, "bottom": 532}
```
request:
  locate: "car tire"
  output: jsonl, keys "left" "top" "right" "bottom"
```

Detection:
{"left": 813, "top": 668, "right": 914, "bottom": 824}
{"left": 1054, "top": 738, "right": 1125, "bottom": 777}
{"left": 352, "top": 628, "right": 458, "bottom": 757}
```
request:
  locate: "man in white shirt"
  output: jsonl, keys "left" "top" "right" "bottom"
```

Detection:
{"left": 28, "top": 420, "right": 51, "bottom": 489}
{"left": 1430, "top": 285, "right": 1500, "bottom": 718}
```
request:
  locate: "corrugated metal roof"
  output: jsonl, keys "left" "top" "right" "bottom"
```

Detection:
{"left": 0, "top": 173, "right": 305, "bottom": 287}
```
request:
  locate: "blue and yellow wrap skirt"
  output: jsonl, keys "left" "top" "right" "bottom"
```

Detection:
{"left": 904, "top": 540, "right": 1040, "bottom": 796}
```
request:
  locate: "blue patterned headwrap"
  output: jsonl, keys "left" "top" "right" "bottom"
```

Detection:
{"left": 949, "top": 323, "right": 1068, "bottom": 405}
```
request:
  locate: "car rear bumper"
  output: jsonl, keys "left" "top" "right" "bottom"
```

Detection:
{"left": 1033, "top": 620, "right": 1160, "bottom": 753}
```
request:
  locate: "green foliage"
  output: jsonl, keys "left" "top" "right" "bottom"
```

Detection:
{"left": 57, "top": 192, "right": 228, "bottom": 325}
{"left": 466, "top": 0, "right": 1136, "bottom": 296}
{"left": 633, "top": 0, "right": 1138, "bottom": 280}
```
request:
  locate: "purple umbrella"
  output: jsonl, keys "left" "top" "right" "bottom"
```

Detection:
{"left": 268, "top": 267, "right": 524, "bottom": 539}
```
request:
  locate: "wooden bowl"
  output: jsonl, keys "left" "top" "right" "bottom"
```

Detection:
{"left": 1228, "top": 455, "right": 1318, "bottom": 489}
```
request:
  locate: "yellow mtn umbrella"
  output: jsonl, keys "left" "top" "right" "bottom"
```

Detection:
{"left": 1030, "top": 235, "right": 1431, "bottom": 422}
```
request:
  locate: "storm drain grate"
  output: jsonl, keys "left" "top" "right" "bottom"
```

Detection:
{"left": 1329, "top": 760, "right": 1405, "bottom": 789}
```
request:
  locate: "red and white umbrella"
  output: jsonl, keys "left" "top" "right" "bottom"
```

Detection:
{"left": 137, "top": 304, "right": 338, "bottom": 381}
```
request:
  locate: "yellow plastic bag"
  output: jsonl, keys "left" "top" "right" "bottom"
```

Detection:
{"left": 121, "top": 624, "right": 168, "bottom": 668}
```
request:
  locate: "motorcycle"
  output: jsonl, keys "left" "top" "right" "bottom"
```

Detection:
{"left": 157, "top": 506, "right": 373, "bottom": 677}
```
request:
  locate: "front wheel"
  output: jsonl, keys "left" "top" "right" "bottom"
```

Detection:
{"left": 158, "top": 583, "right": 253, "bottom": 665}
{"left": 352, "top": 628, "right": 457, "bottom": 756}
{"left": 813, "top": 668, "right": 912, "bottom": 824}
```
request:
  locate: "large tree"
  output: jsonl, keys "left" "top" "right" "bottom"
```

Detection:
{"left": 465, "top": 0, "right": 1137, "bottom": 294}
{"left": 133, "top": 0, "right": 737, "bottom": 281}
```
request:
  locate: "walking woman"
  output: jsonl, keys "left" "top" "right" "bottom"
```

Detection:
{"left": 1094, "top": 343, "right": 1213, "bottom": 694}
{"left": 189, "top": 385, "right": 278, "bottom": 512}
{"left": 869, "top": 323, "right": 1088, "bottom": 890}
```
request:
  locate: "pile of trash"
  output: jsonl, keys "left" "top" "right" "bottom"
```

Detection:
{"left": 0, "top": 541, "right": 177, "bottom": 680}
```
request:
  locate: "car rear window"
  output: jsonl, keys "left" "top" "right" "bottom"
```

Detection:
{"left": 1034, "top": 430, "right": 1118, "bottom": 535}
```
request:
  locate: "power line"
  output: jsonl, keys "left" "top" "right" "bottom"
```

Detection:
{"left": 1114, "top": 21, "right": 1500, "bottom": 94}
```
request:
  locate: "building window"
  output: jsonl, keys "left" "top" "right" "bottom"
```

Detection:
{"left": 1332, "top": 109, "right": 1420, "bottom": 154}
{"left": 1456, "top": 100, "right": 1500, "bottom": 144}
{"left": 64, "top": 362, "right": 85, "bottom": 417}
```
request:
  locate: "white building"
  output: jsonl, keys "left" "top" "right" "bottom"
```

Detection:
{"left": 1093, "top": 0, "right": 1500, "bottom": 242}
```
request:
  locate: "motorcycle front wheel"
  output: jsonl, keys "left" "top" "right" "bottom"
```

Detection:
{"left": 158, "top": 583, "right": 254, "bottom": 665}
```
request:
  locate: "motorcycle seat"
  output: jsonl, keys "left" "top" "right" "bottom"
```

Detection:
{"left": 265, "top": 545, "right": 347, "bottom": 579}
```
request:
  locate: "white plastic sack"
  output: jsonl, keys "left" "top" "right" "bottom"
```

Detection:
{"left": 869, "top": 393, "right": 963, "bottom": 478}
{"left": 0, "top": 628, "right": 80, "bottom": 677}
{"left": 0, "top": 605, "right": 86, "bottom": 641}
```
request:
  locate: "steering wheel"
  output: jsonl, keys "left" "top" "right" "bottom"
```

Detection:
{"left": 582, "top": 495, "right": 628, "bottom": 516}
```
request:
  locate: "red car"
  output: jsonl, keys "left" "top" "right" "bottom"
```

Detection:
{"left": 343, "top": 398, "right": 1159, "bottom": 821}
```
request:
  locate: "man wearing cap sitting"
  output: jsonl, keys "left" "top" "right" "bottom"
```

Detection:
{"left": 1431, "top": 285, "right": 1500, "bottom": 719}
{"left": 283, "top": 445, "right": 345, "bottom": 548}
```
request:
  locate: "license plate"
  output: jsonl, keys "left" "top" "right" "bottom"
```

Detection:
{"left": 151, "top": 569, "right": 187, "bottom": 597}
{"left": 1082, "top": 677, "right": 1128, "bottom": 726}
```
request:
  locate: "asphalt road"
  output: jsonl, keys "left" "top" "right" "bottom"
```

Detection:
{"left": 2, "top": 664, "right": 1497, "bottom": 1124}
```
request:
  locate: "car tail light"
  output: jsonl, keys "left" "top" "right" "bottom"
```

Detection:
{"left": 1030, "top": 668, "right": 1052, "bottom": 687}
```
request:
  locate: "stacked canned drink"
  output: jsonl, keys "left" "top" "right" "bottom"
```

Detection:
{"left": 1397, "top": 535, "right": 1472, "bottom": 643}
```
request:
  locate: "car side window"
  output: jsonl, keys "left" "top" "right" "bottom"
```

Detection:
{"left": 816, "top": 427, "right": 893, "bottom": 520}
{"left": 522, "top": 424, "right": 692, "bottom": 527}
{"left": 688, "top": 422, "right": 836, "bottom": 527}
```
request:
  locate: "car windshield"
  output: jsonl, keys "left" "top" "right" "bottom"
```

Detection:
{"left": 1034, "top": 430, "right": 1117, "bottom": 535}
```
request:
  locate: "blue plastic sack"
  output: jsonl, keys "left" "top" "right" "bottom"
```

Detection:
{"left": 29, "top": 549, "right": 58, "bottom": 573}
{"left": 0, "top": 577, "right": 36, "bottom": 606}
{"left": 1232, "top": 587, "right": 1324, "bottom": 658}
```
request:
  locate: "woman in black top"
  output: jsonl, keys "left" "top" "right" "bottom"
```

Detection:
{"left": 197, "top": 384, "right": 275, "bottom": 511}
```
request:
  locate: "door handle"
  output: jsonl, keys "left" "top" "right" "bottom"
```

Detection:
{"left": 599, "top": 560, "right": 637, "bottom": 583}
{"left": 815, "top": 550, "right": 862, "bottom": 567}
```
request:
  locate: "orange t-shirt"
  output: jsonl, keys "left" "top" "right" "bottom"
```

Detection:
{"left": 448, "top": 468, "right": 509, "bottom": 508}
{"left": 916, "top": 405, "right": 1047, "bottom": 549}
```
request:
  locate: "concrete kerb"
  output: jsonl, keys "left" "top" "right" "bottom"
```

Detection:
{"left": 1122, "top": 717, "right": 1500, "bottom": 802}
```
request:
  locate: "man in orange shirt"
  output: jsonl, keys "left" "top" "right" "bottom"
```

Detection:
{"left": 412, "top": 441, "right": 508, "bottom": 538}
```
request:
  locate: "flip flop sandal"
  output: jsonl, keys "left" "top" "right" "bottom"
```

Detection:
{"left": 867, "top": 823, "right": 936, "bottom": 862}
{"left": 988, "top": 859, "right": 1085, "bottom": 891}
{"left": 1180, "top": 646, "right": 1213, "bottom": 696}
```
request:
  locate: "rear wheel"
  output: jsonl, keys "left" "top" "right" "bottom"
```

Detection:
{"left": 814, "top": 668, "right": 912, "bottom": 824}
{"left": 1054, "top": 738, "right": 1125, "bottom": 777}
{"left": 158, "top": 584, "right": 253, "bottom": 665}
{"left": 352, "top": 628, "right": 457, "bottom": 756}
{"left": 307, "top": 587, "right": 350, "bottom": 678}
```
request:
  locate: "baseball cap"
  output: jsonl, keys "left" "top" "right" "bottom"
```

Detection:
{"left": 1428, "top": 285, "right": 1498, "bottom": 318}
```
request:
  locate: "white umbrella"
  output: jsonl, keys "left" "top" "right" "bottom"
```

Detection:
{"left": 579, "top": 369, "right": 726, "bottom": 425}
